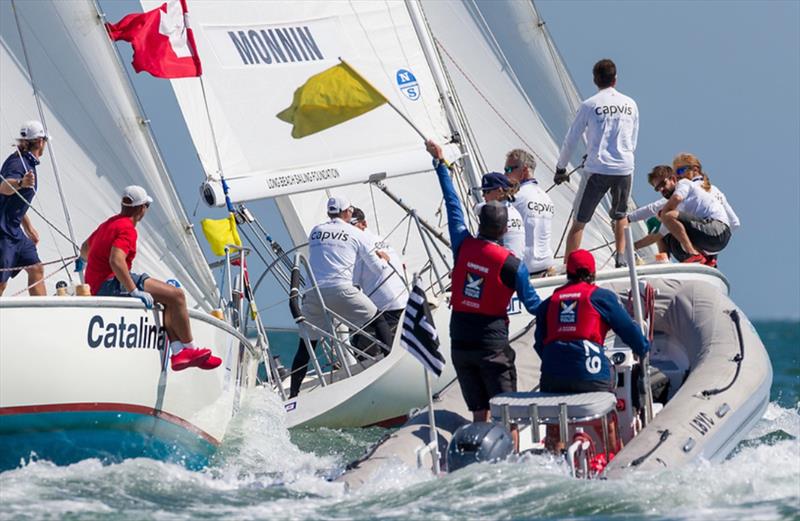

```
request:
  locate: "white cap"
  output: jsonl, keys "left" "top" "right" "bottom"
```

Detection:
{"left": 19, "top": 120, "right": 48, "bottom": 141}
{"left": 121, "top": 185, "right": 153, "bottom": 207}
{"left": 326, "top": 195, "right": 351, "bottom": 214}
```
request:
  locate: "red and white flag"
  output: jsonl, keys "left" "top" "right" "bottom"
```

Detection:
{"left": 106, "top": 0, "right": 202, "bottom": 79}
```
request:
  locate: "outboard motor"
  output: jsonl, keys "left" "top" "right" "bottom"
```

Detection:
{"left": 446, "top": 422, "right": 513, "bottom": 472}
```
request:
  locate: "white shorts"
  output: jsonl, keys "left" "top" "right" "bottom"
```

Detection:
{"left": 300, "top": 285, "right": 378, "bottom": 340}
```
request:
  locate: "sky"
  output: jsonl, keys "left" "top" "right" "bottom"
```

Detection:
{"left": 102, "top": 0, "right": 800, "bottom": 322}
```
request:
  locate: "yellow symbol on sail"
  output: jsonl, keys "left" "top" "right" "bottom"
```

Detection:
{"left": 276, "top": 61, "right": 388, "bottom": 139}
{"left": 201, "top": 214, "right": 242, "bottom": 256}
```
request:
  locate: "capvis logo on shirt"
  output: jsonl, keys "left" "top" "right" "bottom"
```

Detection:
{"left": 526, "top": 201, "right": 555, "bottom": 215}
{"left": 310, "top": 230, "right": 349, "bottom": 242}
{"left": 594, "top": 104, "right": 633, "bottom": 116}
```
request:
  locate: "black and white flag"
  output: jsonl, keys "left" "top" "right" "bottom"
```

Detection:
{"left": 400, "top": 283, "right": 445, "bottom": 377}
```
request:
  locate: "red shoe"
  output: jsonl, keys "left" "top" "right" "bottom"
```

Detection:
{"left": 199, "top": 355, "right": 222, "bottom": 370}
{"left": 705, "top": 256, "right": 718, "bottom": 268}
{"left": 682, "top": 254, "right": 707, "bottom": 264}
{"left": 171, "top": 347, "right": 211, "bottom": 371}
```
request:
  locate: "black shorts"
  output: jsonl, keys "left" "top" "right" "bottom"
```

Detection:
{"left": 663, "top": 213, "right": 731, "bottom": 260}
{"left": 452, "top": 343, "right": 517, "bottom": 412}
{"left": 575, "top": 173, "right": 631, "bottom": 223}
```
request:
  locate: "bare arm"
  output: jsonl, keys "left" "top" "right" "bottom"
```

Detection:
{"left": 0, "top": 176, "right": 18, "bottom": 195}
{"left": 80, "top": 238, "right": 91, "bottom": 260}
{"left": 21, "top": 214, "right": 39, "bottom": 245}
{"left": 634, "top": 233, "right": 662, "bottom": 250}
{"left": 109, "top": 247, "right": 136, "bottom": 293}
{"left": 660, "top": 192, "right": 683, "bottom": 215}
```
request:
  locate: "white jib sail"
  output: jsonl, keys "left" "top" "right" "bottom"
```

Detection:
{"left": 0, "top": 0, "right": 217, "bottom": 308}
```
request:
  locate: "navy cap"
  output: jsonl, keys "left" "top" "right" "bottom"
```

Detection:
{"left": 481, "top": 172, "right": 511, "bottom": 192}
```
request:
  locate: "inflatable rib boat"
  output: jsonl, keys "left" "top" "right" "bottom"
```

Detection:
{"left": 339, "top": 265, "right": 772, "bottom": 488}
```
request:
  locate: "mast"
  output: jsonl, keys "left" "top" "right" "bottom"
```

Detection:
{"left": 405, "top": 0, "right": 483, "bottom": 206}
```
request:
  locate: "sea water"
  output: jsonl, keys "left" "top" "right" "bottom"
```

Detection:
{"left": 1, "top": 322, "right": 797, "bottom": 520}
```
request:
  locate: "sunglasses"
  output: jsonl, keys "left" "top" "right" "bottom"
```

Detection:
{"left": 503, "top": 164, "right": 521, "bottom": 174}
{"left": 653, "top": 178, "right": 670, "bottom": 192}
{"left": 675, "top": 166, "right": 691, "bottom": 176}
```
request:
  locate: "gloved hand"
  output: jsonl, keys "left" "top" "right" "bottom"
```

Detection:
{"left": 74, "top": 257, "right": 85, "bottom": 273}
{"left": 128, "top": 288, "right": 154, "bottom": 309}
{"left": 553, "top": 167, "right": 569, "bottom": 185}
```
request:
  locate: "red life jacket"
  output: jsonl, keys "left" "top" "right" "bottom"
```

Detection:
{"left": 544, "top": 281, "right": 608, "bottom": 345}
{"left": 451, "top": 236, "right": 515, "bottom": 316}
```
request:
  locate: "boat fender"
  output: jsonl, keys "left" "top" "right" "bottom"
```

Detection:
{"left": 446, "top": 422, "right": 513, "bottom": 472}
{"left": 289, "top": 265, "right": 304, "bottom": 323}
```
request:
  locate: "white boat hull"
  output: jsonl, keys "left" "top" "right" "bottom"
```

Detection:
{"left": 0, "top": 297, "right": 260, "bottom": 470}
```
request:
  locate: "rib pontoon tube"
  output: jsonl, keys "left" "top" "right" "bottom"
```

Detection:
{"left": 338, "top": 275, "right": 772, "bottom": 488}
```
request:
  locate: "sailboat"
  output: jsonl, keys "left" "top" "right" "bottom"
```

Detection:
{"left": 151, "top": 0, "right": 638, "bottom": 429}
{"left": 0, "top": 1, "right": 262, "bottom": 470}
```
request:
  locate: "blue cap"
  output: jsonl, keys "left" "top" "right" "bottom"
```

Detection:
{"left": 481, "top": 172, "right": 511, "bottom": 191}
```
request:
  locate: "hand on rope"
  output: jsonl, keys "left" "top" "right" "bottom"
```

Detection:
{"left": 546, "top": 155, "right": 588, "bottom": 193}
{"left": 74, "top": 257, "right": 85, "bottom": 273}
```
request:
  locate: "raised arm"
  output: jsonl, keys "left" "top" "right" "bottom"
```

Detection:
{"left": 426, "top": 140, "right": 470, "bottom": 255}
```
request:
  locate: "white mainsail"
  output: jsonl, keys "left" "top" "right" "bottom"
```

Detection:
{"left": 150, "top": 0, "right": 469, "bottom": 279}
{"left": 0, "top": 0, "right": 217, "bottom": 308}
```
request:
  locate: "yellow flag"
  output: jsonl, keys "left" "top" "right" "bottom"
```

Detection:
{"left": 277, "top": 62, "right": 388, "bottom": 139}
{"left": 201, "top": 214, "right": 242, "bottom": 256}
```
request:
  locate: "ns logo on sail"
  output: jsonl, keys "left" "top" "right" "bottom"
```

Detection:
{"left": 396, "top": 69, "right": 420, "bottom": 101}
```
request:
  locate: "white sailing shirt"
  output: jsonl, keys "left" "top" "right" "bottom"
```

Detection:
{"left": 628, "top": 179, "right": 729, "bottom": 232}
{"left": 557, "top": 87, "right": 639, "bottom": 176}
{"left": 353, "top": 228, "right": 409, "bottom": 311}
{"left": 691, "top": 177, "right": 740, "bottom": 231}
{"left": 307, "top": 218, "right": 385, "bottom": 289}
{"left": 511, "top": 179, "right": 555, "bottom": 272}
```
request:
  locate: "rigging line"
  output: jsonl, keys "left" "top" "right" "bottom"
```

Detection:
{"left": 198, "top": 76, "right": 226, "bottom": 181}
{"left": 384, "top": 0, "right": 438, "bottom": 132}
{"left": 11, "top": 0, "right": 80, "bottom": 281}
{"left": 0, "top": 171, "right": 80, "bottom": 248}
{"left": 433, "top": 37, "right": 554, "bottom": 173}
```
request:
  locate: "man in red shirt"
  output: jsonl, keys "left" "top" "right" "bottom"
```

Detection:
{"left": 78, "top": 186, "right": 220, "bottom": 371}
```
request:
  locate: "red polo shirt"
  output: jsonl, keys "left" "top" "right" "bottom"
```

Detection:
{"left": 85, "top": 215, "right": 138, "bottom": 295}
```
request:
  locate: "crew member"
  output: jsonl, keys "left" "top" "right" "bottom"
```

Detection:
{"left": 479, "top": 173, "right": 525, "bottom": 261}
{"left": 0, "top": 121, "right": 48, "bottom": 296}
{"left": 503, "top": 149, "right": 555, "bottom": 276}
{"left": 289, "top": 196, "right": 392, "bottom": 398}
{"left": 427, "top": 140, "right": 542, "bottom": 448}
{"left": 350, "top": 207, "right": 409, "bottom": 335}
{"left": 533, "top": 249, "right": 649, "bottom": 393}
{"left": 554, "top": 59, "right": 639, "bottom": 268}
{"left": 672, "top": 153, "right": 738, "bottom": 268}
{"left": 628, "top": 165, "right": 731, "bottom": 264}
{"left": 78, "top": 185, "right": 221, "bottom": 371}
